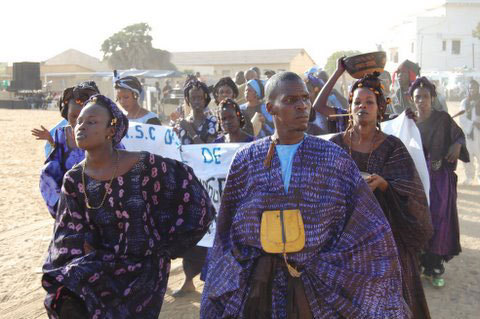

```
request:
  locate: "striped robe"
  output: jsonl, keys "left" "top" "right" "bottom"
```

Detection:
{"left": 200, "top": 135, "right": 410, "bottom": 319}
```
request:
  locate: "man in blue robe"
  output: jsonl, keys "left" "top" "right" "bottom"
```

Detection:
{"left": 200, "top": 72, "right": 410, "bottom": 318}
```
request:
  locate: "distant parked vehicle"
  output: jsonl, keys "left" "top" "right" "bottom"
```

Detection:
{"left": 162, "top": 88, "right": 184, "bottom": 105}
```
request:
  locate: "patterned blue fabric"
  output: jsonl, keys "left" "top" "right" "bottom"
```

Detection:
{"left": 40, "top": 126, "right": 86, "bottom": 218}
{"left": 45, "top": 119, "right": 68, "bottom": 157}
{"left": 334, "top": 106, "right": 348, "bottom": 132}
{"left": 42, "top": 152, "right": 215, "bottom": 319}
{"left": 40, "top": 127, "right": 125, "bottom": 218}
{"left": 200, "top": 135, "right": 409, "bottom": 318}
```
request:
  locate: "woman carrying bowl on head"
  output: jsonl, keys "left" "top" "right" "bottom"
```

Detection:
{"left": 329, "top": 66, "right": 433, "bottom": 318}
{"left": 410, "top": 77, "right": 470, "bottom": 288}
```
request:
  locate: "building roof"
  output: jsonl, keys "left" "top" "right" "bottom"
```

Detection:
{"left": 171, "top": 49, "right": 313, "bottom": 66}
{"left": 44, "top": 49, "right": 110, "bottom": 71}
{"left": 445, "top": 0, "right": 480, "bottom": 4}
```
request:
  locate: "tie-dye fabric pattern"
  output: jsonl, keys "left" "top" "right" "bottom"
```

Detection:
{"left": 201, "top": 135, "right": 410, "bottom": 319}
{"left": 42, "top": 152, "right": 215, "bottom": 319}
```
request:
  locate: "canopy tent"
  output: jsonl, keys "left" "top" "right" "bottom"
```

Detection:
{"left": 44, "top": 69, "right": 184, "bottom": 79}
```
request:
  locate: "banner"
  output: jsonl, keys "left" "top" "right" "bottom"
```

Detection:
{"left": 179, "top": 143, "right": 243, "bottom": 247}
{"left": 121, "top": 123, "right": 182, "bottom": 161}
{"left": 380, "top": 113, "right": 430, "bottom": 204}
{"left": 117, "top": 114, "right": 430, "bottom": 247}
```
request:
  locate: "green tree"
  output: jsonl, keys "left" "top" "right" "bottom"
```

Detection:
{"left": 101, "top": 23, "right": 176, "bottom": 70}
{"left": 324, "top": 50, "right": 362, "bottom": 76}
{"left": 473, "top": 22, "right": 480, "bottom": 39}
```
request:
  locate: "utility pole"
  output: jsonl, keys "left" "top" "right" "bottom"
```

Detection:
{"left": 473, "top": 43, "right": 475, "bottom": 69}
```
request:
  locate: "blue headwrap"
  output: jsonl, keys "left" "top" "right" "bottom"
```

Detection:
{"left": 304, "top": 65, "right": 320, "bottom": 76}
{"left": 306, "top": 74, "right": 324, "bottom": 88}
{"left": 247, "top": 79, "right": 264, "bottom": 99}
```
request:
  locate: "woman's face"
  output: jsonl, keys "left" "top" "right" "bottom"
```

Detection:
{"left": 413, "top": 87, "right": 432, "bottom": 114}
{"left": 217, "top": 85, "right": 235, "bottom": 103}
{"left": 245, "top": 85, "right": 258, "bottom": 103}
{"left": 75, "top": 103, "right": 115, "bottom": 150}
{"left": 67, "top": 100, "right": 83, "bottom": 127}
{"left": 351, "top": 88, "right": 379, "bottom": 126}
{"left": 188, "top": 87, "right": 206, "bottom": 111}
{"left": 306, "top": 82, "right": 320, "bottom": 103}
{"left": 220, "top": 107, "right": 240, "bottom": 134}
{"left": 115, "top": 89, "right": 137, "bottom": 112}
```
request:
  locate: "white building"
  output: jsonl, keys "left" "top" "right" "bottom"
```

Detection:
{"left": 382, "top": 0, "right": 480, "bottom": 72}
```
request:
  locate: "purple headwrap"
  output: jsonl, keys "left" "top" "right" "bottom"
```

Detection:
{"left": 85, "top": 94, "right": 129, "bottom": 146}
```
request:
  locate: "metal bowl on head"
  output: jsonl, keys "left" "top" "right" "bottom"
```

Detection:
{"left": 343, "top": 51, "right": 387, "bottom": 79}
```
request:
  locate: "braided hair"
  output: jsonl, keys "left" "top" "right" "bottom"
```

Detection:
{"left": 213, "top": 77, "right": 239, "bottom": 104}
{"left": 346, "top": 72, "right": 391, "bottom": 132}
{"left": 183, "top": 78, "right": 211, "bottom": 108}
{"left": 408, "top": 76, "right": 437, "bottom": 98}
{"left": 217, "top": 98, "right": 246, "bottom": 131}
{"left": 58, "top": 81, "right": 100, "bottom": 119}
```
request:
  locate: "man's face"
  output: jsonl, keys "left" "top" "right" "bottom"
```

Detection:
{"left": 245, "top": 70, "right": 258, "bottom": 81}
{"left": 468, "top": 82, "right": 479, "bottom": 98}
{"left": 267, "top": 80, "right": 311, "bottom": 133}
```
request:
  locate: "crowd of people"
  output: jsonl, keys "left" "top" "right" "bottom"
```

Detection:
{"left": 31, "top": 57, "right": 477, "bottom": 318}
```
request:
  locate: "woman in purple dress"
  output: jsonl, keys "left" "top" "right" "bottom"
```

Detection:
{"left": 42, "top": 94, "right": 215, "bottom": 319}
{"left": 330, "top": 72, "right": 433, "bottom": 318}
{"left": 32, "top": 81, "right": 100, "bottom": 217}
{"left": 410, "top": 77, "right": 469, "bottom": 288}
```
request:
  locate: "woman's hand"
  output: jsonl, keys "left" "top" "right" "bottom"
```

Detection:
{"left": 170, "top": 111, "right": 181, "bottom": 121}
{"left": 366, "top": 174, "right": 389, "bottom": 192}
{"left": 257, "top": 113, "right": 266, "bottom": 124}
{"left": 31, "top": 125, "right": 54, "bottom": 144}
{"left": 445, "top": 143, "right": 461, "bottom": 163}
{"left": 405, "top": 108, "right": 418, "bottom": 122}
{"left": 335, "top": 57, "right": 346, "bottom": 75}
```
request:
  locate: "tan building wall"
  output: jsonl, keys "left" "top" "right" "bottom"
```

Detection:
{"left": 211, "top": 63, "right": 290, "bottom": 78}
{"left": 176, "top": 59, "right": 311, "bottom": 81}
{"left": 41, "top": 64, "right": 94, "bottom": 75}
{"left": 289, "top": 52, "right": 316, "bottom": 75}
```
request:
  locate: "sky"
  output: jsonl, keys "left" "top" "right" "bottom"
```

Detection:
{"left": 1, "top": 0, "right": 444, "bottom": 67}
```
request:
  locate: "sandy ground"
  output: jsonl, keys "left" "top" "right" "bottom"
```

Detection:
{"left": 0, "top": 104, "right": 478, "bottom": 319}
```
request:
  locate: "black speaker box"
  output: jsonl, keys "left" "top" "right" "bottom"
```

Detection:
{"left": 10, "top": 62, "right": 41, "bottom": 91}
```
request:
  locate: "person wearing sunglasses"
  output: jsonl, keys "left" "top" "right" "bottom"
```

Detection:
{"left": 33, "top": 81, "right": 124, "bottom": 217}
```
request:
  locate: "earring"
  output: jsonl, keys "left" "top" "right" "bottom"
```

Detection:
{"left": 107, "top": 136, "right": 112, "bottom": 140}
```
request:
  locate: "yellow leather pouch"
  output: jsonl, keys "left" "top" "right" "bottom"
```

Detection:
{"left": 260, "top": 209, "right": 305, "bottom": 254}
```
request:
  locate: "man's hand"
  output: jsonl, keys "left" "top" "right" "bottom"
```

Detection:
{"left": 445, "top": 143, "right": 461, "bottom": 163}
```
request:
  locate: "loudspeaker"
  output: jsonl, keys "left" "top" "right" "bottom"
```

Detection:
{"left": 10, "top": 62, "right": 41, "bottom": 91}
